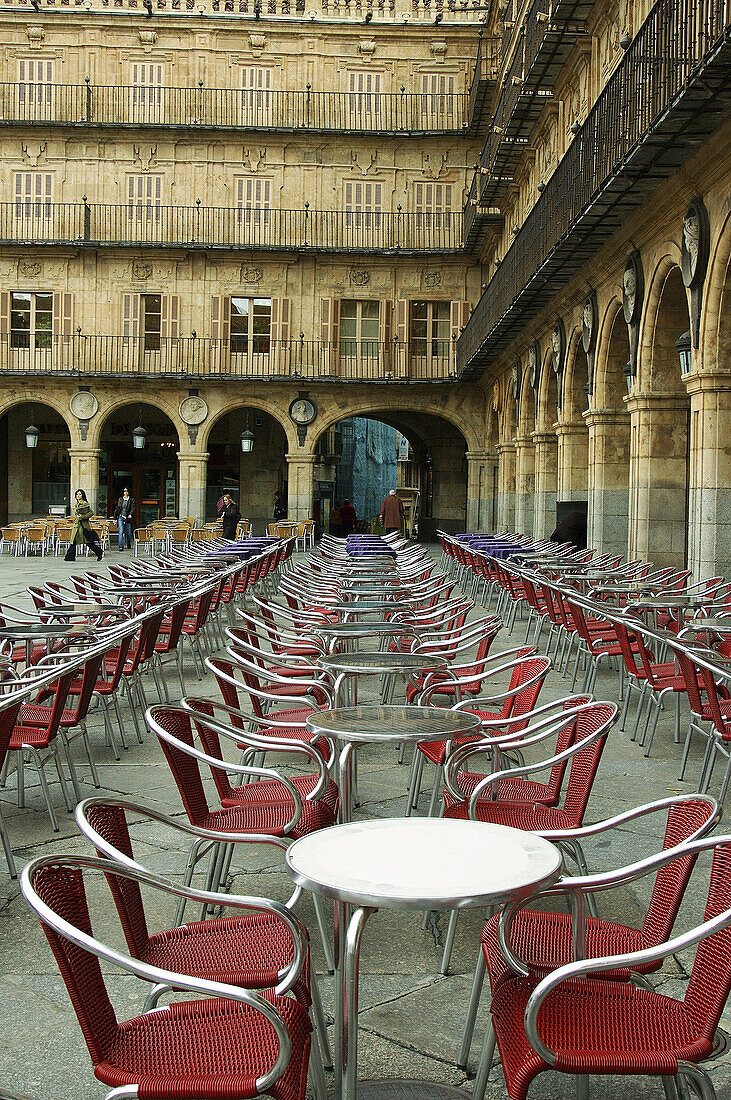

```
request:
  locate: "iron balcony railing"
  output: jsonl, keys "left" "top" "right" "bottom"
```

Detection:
{"left": 457, "top": 0, "right": 731, "bottom": 376}
{"left": 3, "top": 0, "right": 489, "bottom": 19}
{"left": 0, "top": 83, "right": 468, "bottom": 134}
{"left": 466, "top": 31, "right": 500, "bottom": 132}
{"left": 0, "top": 203, "right": 464, "bottom": 254}
{"left": 0, "top": 334, "right": 458, "bottom": 382}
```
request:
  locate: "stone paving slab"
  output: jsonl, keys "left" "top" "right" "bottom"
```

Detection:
{"left": 0, "top": 548, "right": 729, "bottom": 1099}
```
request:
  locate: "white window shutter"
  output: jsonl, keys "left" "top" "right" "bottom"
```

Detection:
{"left": 122, "top": 293, "right": 139, "bottom": 340}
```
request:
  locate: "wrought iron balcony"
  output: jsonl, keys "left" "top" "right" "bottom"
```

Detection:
{"left": 0, "top": 202, "right": 464, "bottom": 254}
{"left": 456, "top": 0, "right": 731, "bottom": 379}
{"left": 474, "top": 0, "right": 588, "bottom": 207}
{"left": 0, "top": 82, "right": 468, "bottom": 135}
{"left": 0, "top": 334, "right": 458, "bottom": 382}
{"left": 466, "top": 31, "right": 500, "bottom": 135}
{"left": 4, "top": 0, "right": 489, "bottom": 20}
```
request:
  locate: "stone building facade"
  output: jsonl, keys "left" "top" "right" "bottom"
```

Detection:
{"left": 0, "top": 0, "right": 729, "bottom": 572}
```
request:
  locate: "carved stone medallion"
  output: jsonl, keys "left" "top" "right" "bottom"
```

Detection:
{"left": 179, "top": 396, "right": 209, "bottom": 426}
{"left": 70, "top": 391, "right": 99, "bottom": 420}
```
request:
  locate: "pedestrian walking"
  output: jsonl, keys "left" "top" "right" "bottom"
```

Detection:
{"left": 65, "top": 489, "right": 103, "bottom": 562}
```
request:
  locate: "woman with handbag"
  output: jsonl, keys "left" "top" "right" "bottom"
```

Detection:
{"left": 65, "top": 489, "right": 103, "bottom": 562}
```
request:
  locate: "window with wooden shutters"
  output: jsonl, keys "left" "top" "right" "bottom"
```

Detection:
{"left": 348, "top": 70, "right": 381, "bottom": 127}
{"left": 241, "top": 67, "right": 273, "bottom": 126}
{"left": 131, "top": 62, "right": 165, "bottom": 120}
{"left": 122, "top": 293, "right": 139, "bottom": 340}
{"left": 230, "top": 296, "right": 271, "bottom": 354}
{"left": 9, "top": 291, "right": 52, "bottom": 350}
{"left": 141, "top": 293, "right": 162, "bottom": 351}
{"left": 339, "top": 299, "right": 379, "bottom": 359}
{"left": 235, "top": 176, "right": 271, "bottom": 230}
{"left": 409, "top": 300, "right": 450, "bottom": 364}
{"left": 127, "top": 174, "right": 163, "bottom": 221}
{"left": 160, "top": 294, "right": 179, "bottom": 341}
{"left": 18, "top": 59, "right": 53, "bottom": 112}
{"left": 414, "top": 182, "right": 452, "bottom": 232}
{"left": 344, "top": 181, "right": 382, "bottom": 232}
{"left": 14, "top": 172, "right": 52, "bottom": 220}
{"left": 420, "top": 72, "right": 456, "bottom": 128}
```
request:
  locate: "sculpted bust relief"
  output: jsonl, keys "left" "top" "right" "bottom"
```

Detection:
{"left": 551, "top": 324, "right": 563, "bottom": 373}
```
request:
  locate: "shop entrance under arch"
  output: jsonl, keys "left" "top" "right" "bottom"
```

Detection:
{"left": 313, "top": 409, "right": 468, "bottom": 540}
{"left": 0, "top": 402, "right": 71, "bottom": 524}
{"left": 98, "top": 404, "right": 180, "bottom": 528}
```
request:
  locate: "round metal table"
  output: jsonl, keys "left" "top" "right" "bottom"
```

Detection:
{"left": 311, "top": 621, "right": 420, "bottom": 654}
{"left": 305, "top": 705, "right": 482, "bottom": 822}
{"left": 318, "top": 651, "right": 447, "bottom": 706}
{"left": 287, "top": 817, "right": 562, "bottom": 1100}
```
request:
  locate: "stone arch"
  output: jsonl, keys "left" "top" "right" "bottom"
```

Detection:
{"left": 536, "top": 347, "right": 558, "bottom": 431}
{"left": 562, "top": 324, "right": 588, "bottom": 419}
{"left": 0, "top": 391, "right": 75, "bottom": 440}
{"left": 701, "top": 205, "right": 731, "bottom": 371}
{"left": 637, "top": 252, "right": 690, "bottom": 395}
{"left": 630, "top": 252, "right": 692, "bottom": 568}
{"left": 0, "top": 397, "right": 74, "bottom": 522}
{"left": 594, "top": 298, "right": 629, "bottom": 409}
{"left": 90, "top": 392, "right": 184, "bottom": 450}
{"left": 517, "top": 362, "right": 535, "bottom": 435}
{"left": 199, "top": 397, "right": 294, "bottom": 453}
{"left": 311, "top": 396, "right": 483, "bottom": 455}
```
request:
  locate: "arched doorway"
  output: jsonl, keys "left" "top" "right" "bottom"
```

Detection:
{"left": 589, "top": 306, "right": 630, "bottom": 558}
{"left": 0, "top": 402, "right": 71, "bottom": 523}
{"left": 631, "top": 264, "right": 691, "bottom": 568}
{"left": 534, "top": 353, "right": 559, "bottom": 538}
{"left": 99, "top": 404, "right": 181, "bottom": 528}
{"left": 314, "top": 409, "right": 468, "bottom": 541}
{"left": 205, "top": 408, "right": 287, "bottom": 531}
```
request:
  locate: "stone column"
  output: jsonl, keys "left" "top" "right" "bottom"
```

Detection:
{"left": 685, "top": 372, "right": 731, "bottom": 580}
{"left": 465, "top": 450, "right": 499, "bottom": 532}
{"left": 532, "top": 431, "right": 558, "bottom": 538}
{"left": 68, "top": 447, "right": 101, "bottom": 513}
{"left": 514, "top": 435, "right": 535, "bottom": 537}
{"left": 626, "top": 392, "right": 690, "bottom": 568}
{"left": 496, "top": 442, "right": 516, "bottom": 531}
{"left": 176, "top": 451, "right": 209, "bottom": 525}
{"left": 556, "top": 422, "right": 589, "bottom": 502}
{"left": 584, "top": 409, "right": 630, "bottom": 559}
{"left": 285, "top": 453, "right": 315, "bottom": 521}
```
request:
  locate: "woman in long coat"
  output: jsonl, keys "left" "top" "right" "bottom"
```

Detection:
{"left": 65, "top": 489, "right": 103, "bottom": 562}
{"left": 217, "top": 493, "right": 242, "bottom": 540}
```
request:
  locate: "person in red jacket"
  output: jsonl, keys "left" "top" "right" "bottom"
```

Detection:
{"left": 379, "top": 489, "right": 404, "bottom": 533}
{"left": 339, "top": 499, "right": 357, "bottom": 536}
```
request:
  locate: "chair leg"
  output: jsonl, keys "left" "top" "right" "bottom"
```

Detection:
{"left": 0, "top": 804, "right": 17, "bottom": 877}
{"left": 471, "top": 1020, "right": 497, "bottom": 1100}
{"left": 312, "top": 894, "right": 335, "bottom": 974}
{"left": 458, "top": 949, "right": 487, "bottom": 1069}
{"left": 309, "top": 971, "right": 333, "bottom": 1070}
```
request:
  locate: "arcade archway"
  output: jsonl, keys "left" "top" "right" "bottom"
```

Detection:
{"left": 0, "top": 401, "right": 71, "bottom": 523}
{"left": 98, "top": 403, "right": 181, "bottom": 528}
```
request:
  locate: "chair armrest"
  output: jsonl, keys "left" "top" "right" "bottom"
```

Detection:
{"left": 21, "top": 854, "right": 294, "bottom": 1093}
{"left": 523, "top": 837, "right": 731, "bottom": 1067}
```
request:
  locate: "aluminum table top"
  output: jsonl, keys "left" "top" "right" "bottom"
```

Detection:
{"left": 305, "top": 704, "right": 481, "bottom": 745}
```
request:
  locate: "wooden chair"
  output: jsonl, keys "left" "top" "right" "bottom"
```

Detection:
{"left": 0, "top": 526, "right": 24, "bottom": 556}
{"left": 24, "top": 523, "right": 50, "bottom": 557}
{"left": 132, "top": 527, "right": 154, "bottom": 557}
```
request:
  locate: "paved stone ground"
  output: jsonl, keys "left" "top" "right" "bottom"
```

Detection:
{"left": 0, "top": 545, "right": 729, "bottom": 1100}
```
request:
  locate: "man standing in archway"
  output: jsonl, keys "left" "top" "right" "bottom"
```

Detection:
{"left": 379, "top": 489, "right": 404, "bottom": 534}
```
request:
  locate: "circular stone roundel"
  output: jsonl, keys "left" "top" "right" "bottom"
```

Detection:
{"left": 179, "top": 396, "right": 209, "bottom": 426}
{"left": 69, "top": 391, "right": 99, "bottom": 420}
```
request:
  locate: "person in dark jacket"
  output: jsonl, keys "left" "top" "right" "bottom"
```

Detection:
{"left": 217, "top": 493, "right": 242, "bottom": 540}
{"left": 113, "top": 487, "right": 135, "bottom": 550}
{"left": 273, "top": 490, "right": 287, "bottom": 520}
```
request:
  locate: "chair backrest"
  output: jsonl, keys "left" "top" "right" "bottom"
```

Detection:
{"left": 501, "top": 652, "right": 552, "bottom": 722}
{"left": 641, "top": 796, "right": 720, "bottom": 949}
{"left": 683, "top": 841, "right": 731, "bottom": 1028}
{"left": 184, "top": 697, "right": 236, "bottom": 803}
{"left": 561, "top": 702, "right": 616, "bottom": 824}
{"left": 81, "top": 802, "right": 151, "bottom": 958}
{"left": 26, "top": 861, "right": 120, "bottom": 1064}
{"left": 147, "top": 705, "right": 212, "bottom": 826}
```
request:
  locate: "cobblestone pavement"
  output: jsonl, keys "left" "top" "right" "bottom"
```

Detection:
{"left": 0, "top": 547, "right": 728, "bottom": 1099}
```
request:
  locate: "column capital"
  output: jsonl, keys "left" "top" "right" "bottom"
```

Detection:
{"left": 496, "top": 441, "right": 516, "bottom": 455}
{"left": 583, "top": 408, "right": 628, "bottom": 428}
{"left": 683, "top": 372, "right": 731, "bottom": 396}
{"left": 555, "top": 421, "right": 588, "bottom": 437}
{"left": 465, "top": 449, "right": 497, "bottom": 461}
{"left": 176, "top": 451, "right": 210, "bottom": 464}
{"left": 531, "top": 431, "right": 558, "bottom": 446}
{"left": 514, "top": 435, "right": 534, "bottom": 448}
{"left": 285, "top": 453, "right": 317, "bottom": 465}
{"left": 68, "top": 445, "right": 102, "bottom": 457}
{"left": 625, "top": 392, "right": 689, "bottom": 414}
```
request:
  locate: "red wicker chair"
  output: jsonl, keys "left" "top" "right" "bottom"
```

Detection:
{"left": 21, "top": 853, "right": 313, "bottom": 1100}
{"left": 487, "top": 834, "right": 731, "bottom": 1100}
{"left": 462, "top": 793, "right": 719, "bottom": 1096}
